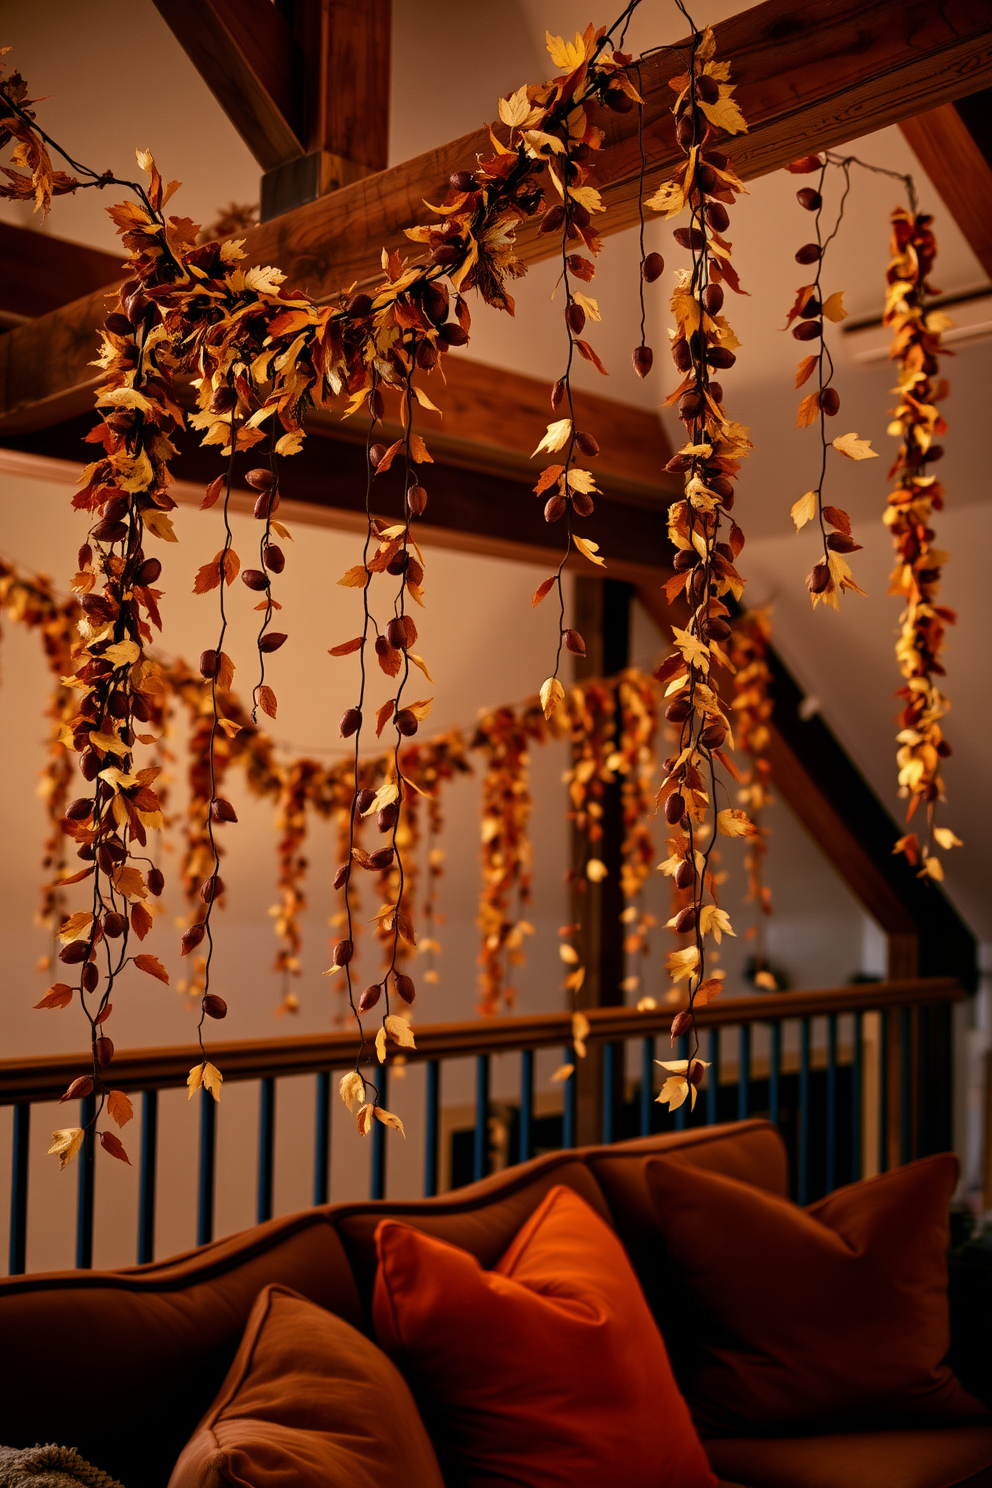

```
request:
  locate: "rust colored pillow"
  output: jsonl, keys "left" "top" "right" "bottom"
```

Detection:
{"left": 168, "top": 1284, "right": 444, "bottom": 1488}
{"left": 373, "top": 1183, "right": 716, "bottom": 1488}
{"left": 645, "top": 1153, "right": 987, "bottom": 1437}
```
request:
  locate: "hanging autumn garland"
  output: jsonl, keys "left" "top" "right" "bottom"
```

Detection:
{"left": 883, "top": 205, "right": 960, "bottom": 879}
{"left": 728, "top": 607, "right": 777, "bottom": 987}
{"left": 643, "top": 15, "right": 752, "bottom": 1114}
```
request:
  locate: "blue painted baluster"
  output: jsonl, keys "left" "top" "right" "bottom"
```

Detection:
{"left": 706, "top": 1028, "right": 719, "bottom": 1126}
{"left": 562, "top": 1046, "right": 577, "bottom": 1149}
{"left": 797, "top": 1017, "right": 811, "bottom": 1205}
{"left": 878, "top": 1009, "right": 889, "bottom": 1173}
{"left": 137, "top": 1089, "right": 158, "bottom": 1264}
{"left": 473, "top": 1055, "right": 491, "bottom": 1181}
{"left": 313, "top": 1072, "right": 331, "bottom": 1206}
{"left": 76, "top": 1091, "right": 96, "bottom": 1270}
{"left": 675, "top": 1034, "right": 689, "bottom": 1130}
{"left": 371, "top": 1064, "right": 388, "bottom": 1200}
{"left": 196, "top": 1090, "right": 217, "bottom": 1246}
{"left": 519, "top": 1049, "right": 534, "bottom": 1163}
{"left": 8, "top": 1103, "right": 30, "bottom": 1276}
{"left": 737, "top": 1023, "right": 751, "bottom": 1121}
{"left": 826, "top": 1013, "right": 838, "bottom": 1193}
{"left": 640, "top": 1037, "right": 654, "bottom": 1137}
{"left": 851, "top": 1011, "right": 863, "bottom": 1182}
{"left": 602, "top": 1042, "right": 618, "bottom": 1144}
{"left": 769, "top": 1021, "right": 782, "bottom": 1128}
{"left": 424, "top": 1060, "right": 440, "bottom": 1196}
{"left": 900, "top": 1005, "right": 913, "bottom": 1164}
{"left": 257, "top": 1077, "right": 275, "bottom": 1224}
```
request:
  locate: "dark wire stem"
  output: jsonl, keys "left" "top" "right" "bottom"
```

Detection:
{"left": 196, "top": 413, "right": 239, "bottom": 1064}
{"left": 635, "top": 65, "right": 649, "bottom": 351}
{"left": 251, "top": 441, "right": 279, "bottom": 722}
{"left": 341, "top": 380, "right": 381, "bottom": 1081}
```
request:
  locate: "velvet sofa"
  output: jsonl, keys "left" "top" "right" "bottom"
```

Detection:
{"left": 1, "top": 1118, "right": 989, "bottom": 1488}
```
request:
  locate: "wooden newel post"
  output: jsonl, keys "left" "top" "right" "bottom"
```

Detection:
{"left": 571, "top": 576, "right": 633, "bottom": 1146}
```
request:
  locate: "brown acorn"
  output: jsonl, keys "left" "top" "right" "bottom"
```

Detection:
{"left": 60, "top": 941, "right": 89, "bottom": 965}
{"left": 642, "top": 252, "right": 665, "bottom": 283}
{"left": 679, "top": 388, "right": 705, "bottom": 422}
{"left": 148, "top": 866, "right": 165, "bottom": 896}
{"left": 545, "top": 494, "right": 567, "bottom": 523}
{"left": 563, "top": 628, "right": 586, "bottom": 656}
{"left": 340, "top": 707, "right": 362, "bottom": 738}
{"left": 796, "top": 188, "right": 822, "bottom": 211}
{"left": 333, "top": 864, "right": 350, "bottom": 891}
{"left": 258, "top": 632, "right": 287, "bottom": 653}
{"left": 665, "top": 792, "right": 686, "bottom": 825}
{"left": 395, "top": 974, "right": 416, "bottom": 1005}
{"left": 675, "top": 859, "right": 695, "bottom": 890}
{"left": 347, "top": 293, "right": 373, "bottom": 317}
{"left": 632, "top": 345, "right": 654, "bottom": 378}
{"left": 66, "top": 798, "right": 92, "bottom": 822}
{"left": 674, "top": 905, "right": 697, "bottom": 934}
{"left": 377, "top": 803, "right": 399, "bottom": 833}
{"left": 386, "top": 618, "right": 409, "bottom": 651}
{"left": 359, "top": 983, "right": 382, "bottom": 1012}
{"left": 199, "top": 875, "right": 223, "bottom": 903}
{"left": 356, "top": 788, "right": 376, "bottom": 814}
{"left": 82, "top": 962, "right": 99, "bottom": 993}
{"left": 706, "top": 345, "right": 736, "bottom": 369}
{"left": 103, "top": 911, "right": 125, "bottom": 938}
{"left": 701, "top": 283, "right": 724, "bottom": 316}
{"left": 199, "top": 649, "right": 219, "bottom": 679}
{"left": 807, "top": 562, "right": 830, "bottom": 595}
{"left": 565, "top": 302, "right": 586, "bottom": 336}
{"left": 61, "top": 1076, "right": 94, "bottom": 1103}
{"left": 819, "top": 387, "right": 840, "bottom": 416}
{"left": 211, "top": 797, "right": 238, "bottom": 824}
{"left": 571, "top": 491, "right": 595, "bottom": 518}
{"left": 671, "top": 1010, "right": 694, "bottom": 1039}
{"left": 792, "top": 320, "right": 822, "bottom": 342}
{"left": 204, "top": 994, "right": 228, "bottom": 1019}
{"left": 673, "top": 227, "right": 706, "bottom": 251}
{"left": 95, "top": 1036, "right": 114, "bottom": 1068}
{"left": 368, "top": 847, "right": 395, "bottom": 872}
{"left": 574, "top": 431, "right": 599, "bottom": 457}
{"left": 246, "top": 468, "right": 275, "bottom": 492}
{"left": 694, "top": 73, "right": 720, "bottom": 104}
{"left": 182, "top": 923, "right": 206, "bottom": 956}
{"left": 332, "top": 939, "right": 354, "bottom": 967}
{"left": 395, "top": 709, "right": 419, "bottom": 737}
{"left": 263, "top": 544, "right": 285, "bottom": 573}
{"left": 795, "top": 243, "right": 821, "bottom": 265}
{"left": 408, "top": 485, "right": 428, "bottom": 516}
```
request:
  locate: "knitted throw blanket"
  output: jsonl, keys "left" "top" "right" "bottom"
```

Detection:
{"left": 0, "top": 1446, "right": 124, "bottom": 1488}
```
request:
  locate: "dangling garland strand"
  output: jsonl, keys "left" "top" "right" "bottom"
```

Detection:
{"left": 646, "top": 11, "right": 752, "bottom": 1115}
{"left": 884, "top": 205, "right": 960, "bottom": 880}
{"left": 728, "top": 608, "right": 776, "bottom": 985}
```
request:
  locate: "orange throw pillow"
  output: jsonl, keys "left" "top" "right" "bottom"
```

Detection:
{"left": 645, "top": 1153, "right": 987, "bottom": 1437}
{"left": 169, "top": 1284, "right": 444, "bottom": 1488}
{"left": 373, "top": 1183, "right": 716, "bottom": 1488}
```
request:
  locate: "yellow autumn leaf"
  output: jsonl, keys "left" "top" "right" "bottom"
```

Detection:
{"left": 559, "top": 943, "right": 580, "bottom": 964}
{"left": 49, "top": 1127, "right": 84, "bottom": 1170}
{"left": 699, "top": 904, "right": 736, "bottom": 943}
{"left": 498, "top": 84, "right": 533, "bottom": 129}
{"left": 698, "top": 85, "right": 748, "bottom": 136}
{"left": 754, "top": 970, "right": 778, "bottom": 990}
{"left": 586, "top": 858, "right": 608, "bottom": 882}
{"left": 408, "top": 653, "right": 434, "bottom": 683}
{"left": 717, "top": 807, "right": 754, "bottom": 837}
{"left": 791, "top": 491, "right": 817, "bottom": 530}
{"left": 356, "top": 1103, "right": 375, "bottom": 1136}
{"left": 216, "top": 717, "right": 242, "bottom": 738}
{"left": 671, "top": 626, "right": 710, "bottom": 671}
{"left": 275, "top": 431, "right": 304, "bottom": 457}
{"left": 406, "top": 698, "right": 434, "bottom": 721}
{"left": 375, "top": 1107, "right": 407, "bottom": 1137}
{"left": 574, "top": 534, "right": 606, "bottom": 568}
{"left": 645, "top": 178, "right": 685, "bottom": 218}
{"left": 339, "top": 1070, "right": 365, "bottom": 1112}
{"left": 88, "top": 730, "right": 129, "bottom": 757}
{"left": 933, "top": 827, "right": 963, "bottom": 850}
{"left": 540, "top": 676, "right": 565, "bottom": 720}
{"left": 924, "top": 855, "right": 945, "bottom": 881}
{"left": 112, "top": 864, "right": 147, "bottom": 900}
{"left": 821, "top": 291, "right": 848, "bottom": 323}
{"left": 636, "top": 995, "right": 657, "bottom": 1010}
{"left": 796, "top": 392, "right": 820, "bottom": 429}
{"left": 103, "top": 639, "right": 141, "bottom": 668}
{"left": 546, "top": 29, "right": 588, "bottom": 71}
{"left": 572, "top": 1010, "right": 590, "bottom": 1059}
{"left": 666, "top": 946, "right": 699, "bottom": 982}
{"left": 832, "top": 431, "right": 879, "bottom": 460}
{"left": 551, "top": 1063, "right": 575, "bottom": 1082}
{"left": 144, "top": 509, "right": 178, "bottom": 542}
{"left": 573, "top": 291, "right": 600, "bottom": 322}
{"left": 59, "top": 910, "right": 94, "bottom": 943}
{"left": 532, "top": 418, "right": 572, "bottom": 457}
{"left": 656, "top": 1075, "right": 690, "bottom": 1111}
{"left": 364, "top": 781, "right": 399, "bottom": 816}
{"left": 375, "top": 1026, "right": 388, "bottom": 1064}
{"left": 384, "top": 1013, "right": 416, "bottom": 1050}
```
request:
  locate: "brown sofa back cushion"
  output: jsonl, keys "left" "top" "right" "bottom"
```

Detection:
{"left": 646, "top": 1152, "right": 987, "bottom": 1436}
{"left": 0, "top": 1119, "right": 783, "bottom": 1488}
{"left": 169, "top": 1285, "right": 444, "bottom": 1488}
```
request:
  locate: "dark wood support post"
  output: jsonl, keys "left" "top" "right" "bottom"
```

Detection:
{"left": 571, "top": 576, "right": 633, "bottom": 1146}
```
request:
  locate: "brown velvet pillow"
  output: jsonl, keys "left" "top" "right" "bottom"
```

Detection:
{"left": 168, "top": 1284, "right": 444, "bottom": 1488}
{"left": 646, "top": 1153, "right": 987, "bottom": 1437}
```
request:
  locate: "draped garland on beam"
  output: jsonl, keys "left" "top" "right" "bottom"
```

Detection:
{"left": 2, "top": 556, "right": 783, "bottom": 1036}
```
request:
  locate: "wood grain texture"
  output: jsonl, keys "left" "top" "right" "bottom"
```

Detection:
{"left": 302, "top": 0, "right": 391, "bottom": 169}
{"left": 900, "top": 101, "right": 992, "bottom": 276}
{"left": 151, "top": 0, "right": 304, "bottom": 168}
{"left": 4, "top": 0, "right": 991, "bottom": 430}
{"left": 0, "top": 224, "right": 123, "bottom": 323}
{"left": 0, "top": 979, "right": 960, "bottom": 1103}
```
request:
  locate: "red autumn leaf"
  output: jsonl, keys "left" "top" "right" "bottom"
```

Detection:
{"left": 35, "top": 983, "right": 74, "bottom": 1010}
{"left": 222, "top": 549, "right": 240, "bottom": 585}
{"left": 201, "top": 475, "right": 225, "bottom": 510}
{"left": 795, "top": 355, "right": 817, "bottom": 388}
{"left": 822, "top": 505, "right": 852, "bottom": 535}
{"left": 376, "top": 700, "right": 395, "bottom": 737}
{"left": 575, "top": 339, "right": 608, "bottom": 375}
{"left": 534, "top": 464, "right": 565, "bottom": 497}
{"left": 373, "top": 439, "right": 404, "bottom": 475}
{"left": 130, "top": 901, "right": 153, "bottom": 940}
{"left": 410, "top": 433, "right": 432, "bottom": 464}
{"left": 329, "top": 637, "right": 365, "bottom": 657}
{"left": 107, "top": 1090, "right": 134, "bottom": 1127}
{"left": 532, "top": 576, "right": 556, "bottom": 608}
{"left": 134, "top": 954, "right": 169, "bottom": 984}
{"left": 100, "top": 1130, "right": 131, "bottom": 1165}
{"left": 375, "top": 635, "right": 402, "bottom": 678}
{"left": 95, "top": 1002, "right": 113, "bottom": 1025}
{"left": 257, "top": 684, "right": 278, "bottom": 719}
{"left": 784, "top": 154, "right": 825, "bottom": 174}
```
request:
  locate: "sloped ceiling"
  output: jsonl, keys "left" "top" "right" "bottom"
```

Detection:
{"left": 0, "top": 0, "right": 987, "bottom": 943}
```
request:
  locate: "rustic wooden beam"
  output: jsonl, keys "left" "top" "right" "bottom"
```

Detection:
{"left": 900, "top": 90, "right": 992, "bottom": 277}
{"left": 151, "top": 0, "right": 305, "bottom": 170}
{"left": 0, "top": 223, "right": 122, "bottom": 326}
{"left": 2, "top": 0, "right": 991, "bottom": 433}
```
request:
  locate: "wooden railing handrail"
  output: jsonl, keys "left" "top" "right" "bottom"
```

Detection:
{"left": 0, "top": 979, "right": 961, "bottom": 1105}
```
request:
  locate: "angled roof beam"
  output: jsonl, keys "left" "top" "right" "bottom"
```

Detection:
{"left": 899, "top": 88, "right": 992, "bottom": 278}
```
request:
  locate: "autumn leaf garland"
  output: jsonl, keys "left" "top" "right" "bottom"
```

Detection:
{"left": 646, "top": 21, "right": 752, "bottom": 1113}
{"left": 883, "top": 205, "right": 960, "bottom": 880}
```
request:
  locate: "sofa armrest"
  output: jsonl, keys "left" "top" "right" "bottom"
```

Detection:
{"left": 948, "top": 1258, "right": 992, "bottom": 1408}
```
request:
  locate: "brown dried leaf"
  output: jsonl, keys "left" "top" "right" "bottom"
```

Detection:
{"left": 99, "top": 1130, "right": 131, "bottom": 1164}
{"left": 796, "top": 392, "right": 820, "bottom": 429}
{"left": 107, "top": 1090, "right": 134, "bottom": 1127}
{"left": 257, "top": 684, "right": 278, "bottom": 719}
{"left": 329, "top": 637, "right": 365, "bottom": 657}
{"left": 35, "top": 983, "right": 74, "bottom": 1010}
{"left": 134, "top": 953, "right": 169, "bottom": 984}
{"left": 130, "top": 901, "right": 153, "bottom": 941}
{"left": 376, "top": 700, "right": 395, "bottom": 737}
{"left": 532, "top": 576, "right": 556, "bottom": 608}
{"left": 794, "top": 355, "right": 817, "bottom": 389}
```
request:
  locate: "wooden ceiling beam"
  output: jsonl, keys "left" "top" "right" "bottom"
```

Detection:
{"left": 150, "top": 0, "right": 305, "bottom": 170}
{"left": 0, "top": 222, "right": 122, "bottom": 326}
{"left": 1, "top": 0, "right": 991, "bottom": 434}
{"left": 899, "top": 89, "right": 992, "bottom": 278}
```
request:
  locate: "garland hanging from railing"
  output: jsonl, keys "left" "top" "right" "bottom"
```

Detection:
{"left": 883, "top": 206, "right": 959, "bottom": 879}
